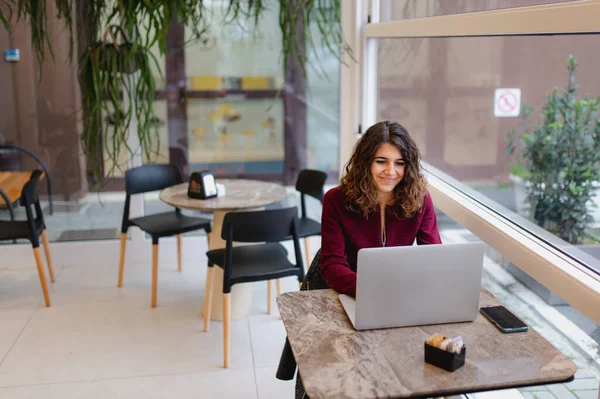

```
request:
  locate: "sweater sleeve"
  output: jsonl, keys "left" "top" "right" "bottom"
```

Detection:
{"left": 320, "top": 190, "right": 357, "bottom": 296}
{"left": 416, "top": 191, "right": 442, "bottom": 245}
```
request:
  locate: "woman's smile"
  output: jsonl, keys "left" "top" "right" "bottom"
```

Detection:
{"left": 378, "top": 175, "right": 399, "bottom": 185}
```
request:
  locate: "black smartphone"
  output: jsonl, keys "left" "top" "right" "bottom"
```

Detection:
{"left": 480, "top": 306, "right": 528, "bottom": 333}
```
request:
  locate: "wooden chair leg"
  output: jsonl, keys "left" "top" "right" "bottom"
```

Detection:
{"left": 151, "top": 244, "right": 158, "bottom": 308}
{"left": 41, "top": 230, "right": 55, "bottom": 283}
{"left": 206, "top": 232, "right": 211, "bottom": 248}
{"left": 177, "top": 234, "right": 182, "bottom": 272}
{"left": 118, "top": 233, "right": 127, "bottom": 287}
{"left": 33, "top": 247, "right": 51, "bottom": 307}
{"left": 277, "top": 279, "right": 283, "bottom": 296}
{"left": 268, "top": 280, "right": 273, "bottom": 314}
{"left": 223, "top": 293, "right": 231, "bottom": 368}
{"left": 203, "top": 266, "right": 214, "bottom": 332}
{"left": 303, "top": 237, "right": 311, "bottom": 270}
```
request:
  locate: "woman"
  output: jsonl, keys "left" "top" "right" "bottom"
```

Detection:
{"left": 279, "top": 121, "right": 442, "bottom": 398}
{"left": 320, "top": 120, "right": 442, "bottom": 295}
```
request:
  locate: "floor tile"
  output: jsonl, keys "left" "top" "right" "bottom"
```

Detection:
{"left": 470, "top": 389, "right": 525, "bottom": 399}
{"left": 520, "top": 386, "right": 549, "bottom": 392}
{"left": 248, "top": 313, "right": 288, "bottom": 368}
{"left": 519, "top": 391, "right": 555, "bottom": 399}
{"left": 0, "top": 308, "right": 37, "bottom": 362}
{"left": 0, "top": 300, "right": 253, "bottom": 387}
{"left": 566, "top": 378, "right": 600, "bottom": 390}
{"left": 575, "top": 369, "right": 597, "bottom": 379}
{"left": 572, "top": 390, "right": 600, "bottom": 399}
{"left": 247, "top": 275, "right": 298, "bottom": 368}
{"left": 0, "top": 368, "right": 257, "bottom": 399}
{"left": 51, "top": 260, "right": 208, "bottom": 308}
{"left": 0, "top": 268, "right": 55, "bottom": 310}
{"left": 255, "top": 366, "right": 295, "bottom": 399}
{"left": 546, "top": 383, "right": 578, "bottom": 399}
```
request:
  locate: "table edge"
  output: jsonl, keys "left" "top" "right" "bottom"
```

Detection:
{"left": 401, "top": 374, "right": 575, "bottom": 399}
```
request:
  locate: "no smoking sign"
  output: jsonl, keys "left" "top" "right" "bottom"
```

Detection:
{"left": 494, "top": 88, "right": 521, "bottom": 117}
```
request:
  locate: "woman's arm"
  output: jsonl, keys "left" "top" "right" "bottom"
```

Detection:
{"left": 416, "top": 192, "right": 442, "bottom": 245}
{"left": 320, "top": 190, "right": 357, "bottom": 296}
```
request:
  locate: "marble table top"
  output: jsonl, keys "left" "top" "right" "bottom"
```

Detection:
{"left": 277, "top": 289, "right": 576, "bottom": 399}
{"left": 159, "top": 179, "right": 287, "bottom": 212}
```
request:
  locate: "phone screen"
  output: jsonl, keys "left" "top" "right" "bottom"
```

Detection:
{"left": 480, "top": 306, "right": 528, "bottom": 333}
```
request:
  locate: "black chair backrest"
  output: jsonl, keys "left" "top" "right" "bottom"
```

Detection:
{"left": 295, "top": 169, "right": 327, "bottom": 202}
{"left": 124, "top": 164, "right": 182, "bottom": 195}
{"left": 296, "top": 169, "right": 327, "bottom": 218}
{"left": 19, "top": 170, "right": 43, "bottom": 208}
{"left": 19, "top": 170, "right": 45, "bottom": 245}
{"left": 221, "top": 207, "right": 299, "bottom": 243}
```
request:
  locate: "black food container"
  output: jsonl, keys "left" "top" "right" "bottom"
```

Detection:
{"left": 424, "top": 343, "right": 466, "bottom": 372}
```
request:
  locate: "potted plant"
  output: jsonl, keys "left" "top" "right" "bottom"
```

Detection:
{"left": 507, "top": 55, "right": 600, "bottom": 245}
{"left": 506, "top": 55, "right": 600, "bottom": 303}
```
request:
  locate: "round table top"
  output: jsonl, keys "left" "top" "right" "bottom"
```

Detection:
{"left": 159, "top": 178, "right": 288, "bottom": 211}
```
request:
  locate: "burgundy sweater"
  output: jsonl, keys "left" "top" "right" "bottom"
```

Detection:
{"left": 320, "top": 186, "right": 442, "bottom": 296}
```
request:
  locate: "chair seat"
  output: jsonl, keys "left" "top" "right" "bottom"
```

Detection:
{"left": 130, "top": 212, "right": 211, "bottom": 238}
{"left": 207, "top": 243, "right": 300, "bottom": 284}
{"left": 0, "top": 219, "right": 44, "bottom": 242}
{"left": 297, "top": 217, "right": 321, "bottom": 238}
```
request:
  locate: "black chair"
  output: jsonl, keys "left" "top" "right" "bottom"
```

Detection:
{"left": 295, "top": 169, "right": 327, "bottom": 268}
{"left": 203, "top": 207, "right": 305, "bottom": 368}
{"left": 0, "top": 144, "right": 53, "bottom": 215}
{"left": 117, "top": 164, "right": 212, "bottom": 308}
{"left": 0, "top": 170, "right": 55, "bottom": 307}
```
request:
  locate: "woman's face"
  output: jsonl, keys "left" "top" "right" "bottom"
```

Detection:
{"left": 370, "top": 142, "right": 405, "bottom": 196}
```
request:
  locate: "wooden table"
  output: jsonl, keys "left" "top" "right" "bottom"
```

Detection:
{"left": 0, "top": 171, "right": 45, "bottom": 221}
{"left": 0, "top": 171, "right": 35, "bottom": 207}
{"left": 277, "top": 289, "right": 577, "bottom": 399}
{"left": 160, "top": 178, "right": 287, "bottom": 321}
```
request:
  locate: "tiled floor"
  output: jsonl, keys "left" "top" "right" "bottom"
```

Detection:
{"left": 0, "top": 235, "right": 302, "bottom": 398}
{"left": 1, "top": 223, "right": 599, "bottom": 398}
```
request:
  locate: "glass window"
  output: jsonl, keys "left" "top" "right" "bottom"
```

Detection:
{"left": 183, "top": 2, "right": 341, "bottom": 179}
{"left": 184, "top": 5, "right": 284, "bottom": 177}
{"left": 306, "top": 23, "right": 340, "bottom": 176}
{"left": 377, "top": 35, "right": 600, "bottom": 266}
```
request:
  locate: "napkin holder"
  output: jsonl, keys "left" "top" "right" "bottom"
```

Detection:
{"left": 424, "top": 343, "right": 466, "bottom": 372}
{"left": 188, "top": 170, "right": 218, "bottom": 199}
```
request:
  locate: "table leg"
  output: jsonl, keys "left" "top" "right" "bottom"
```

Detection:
{"left": 204, "top": 209, "right": 254, "bottom": 321}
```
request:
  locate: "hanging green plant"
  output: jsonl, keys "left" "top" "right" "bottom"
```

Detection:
{"left": 88, "top": 42, "right": 140, "bottom": 74}
{"left": 79, "top": 24, "right": 161, "bottom": 180}
{"left": 0, "top": 0, "right": 349, "bottom": 181}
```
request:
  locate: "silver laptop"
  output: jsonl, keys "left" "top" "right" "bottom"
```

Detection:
{"left": 339, "top": 242, "right": 485, "bottom": 330}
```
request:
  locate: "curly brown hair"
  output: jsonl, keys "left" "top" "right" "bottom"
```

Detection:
{"left": 340, "top": 120, "right": 427, "bottom": 218}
